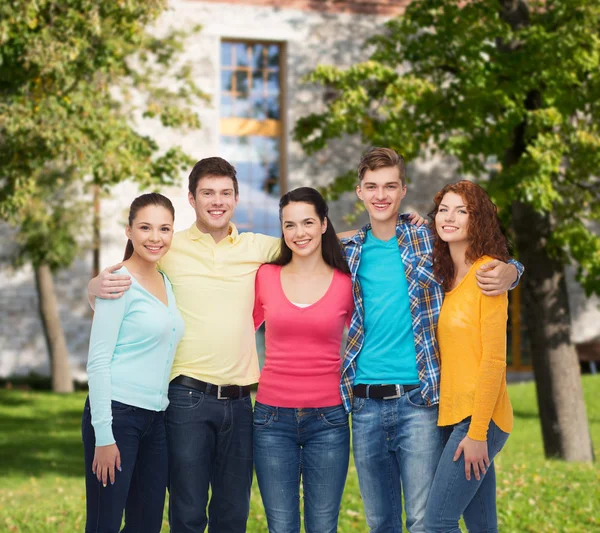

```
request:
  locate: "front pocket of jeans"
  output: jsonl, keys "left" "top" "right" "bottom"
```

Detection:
{"left": 167, "top": 389, "right": 204, "bottom": 409}
{"left": 405, "top": 388, "right": 429, "bottom": 409}
{"left": 320, "top": 407, "right": 348, "bottom": 427}
{"left": 111, "top": 400, "right": 134, "bottom": 413}
{"left": 253, "top": 405, "right": 275, "bottom": 429}
{"left": 351, "top": 397, "right": 366, "bottom": 414}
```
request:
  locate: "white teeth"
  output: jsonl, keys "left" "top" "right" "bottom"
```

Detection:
{"left": 209, "top": 210, "right": 224, "bottom": 215}
{"left": 295, "top": 240, "right": 310, "bottom": 245}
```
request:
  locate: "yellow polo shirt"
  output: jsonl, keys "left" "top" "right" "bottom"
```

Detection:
{"left": 159, "top": 222, "right": 280, "bottom": 386}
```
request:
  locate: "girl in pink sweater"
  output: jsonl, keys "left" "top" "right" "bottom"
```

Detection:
{"left": 253, "top": 187, "right": 354, "bottom": 533}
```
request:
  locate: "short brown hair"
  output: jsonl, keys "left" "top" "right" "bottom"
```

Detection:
{"left": 188, "top": 157, "right": 239, "bottom": 197}
{"left": 358, "top": 147, "right": 406, "bottom": 186}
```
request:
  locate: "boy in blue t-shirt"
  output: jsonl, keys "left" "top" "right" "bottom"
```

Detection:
{"left": 338, "top": 148, "right": 522, "bottom": 533}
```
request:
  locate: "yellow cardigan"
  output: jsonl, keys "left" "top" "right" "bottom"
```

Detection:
{"left": 437, "top": 256, "right": 513, "bottom": 441}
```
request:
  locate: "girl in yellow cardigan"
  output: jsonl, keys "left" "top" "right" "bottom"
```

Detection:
{"left": 424, "top": 181, "right": 513, "bottom": 533}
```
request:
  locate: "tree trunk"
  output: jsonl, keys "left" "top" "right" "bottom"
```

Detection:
{"left": 35, "top": 263, "right": 74, "bottom": 393}
{"left": 499, "top": 0, "right": 593, "bottom": 463}
{"left": 511, "top": 204, "right": 593, "bottom": 461}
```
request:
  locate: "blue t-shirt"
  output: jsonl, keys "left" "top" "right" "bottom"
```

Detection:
{"left": 354, "top": 231, "right": 420, "bottom": 385}
{"left": 87, "top": 267, "right": 185, "bottom": 446}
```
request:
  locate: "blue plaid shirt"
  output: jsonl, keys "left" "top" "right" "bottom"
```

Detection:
{"left": 339, "top": 214, "right": 523, "bottom": 413}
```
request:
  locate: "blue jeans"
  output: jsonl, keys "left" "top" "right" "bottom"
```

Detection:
{"left": 253, "top": 402, "right": 350, "bottom": 533}
{"left": 82, "top": 397, "right": 168, "bottom": 533}
{"left": 165, "top": 383, "right": 254, "bottom": 533}
{"left": 424, "top": 418, "right": 510, "bottom": 533}
{"left": 351, "top": 387, "right": 445, "bottom": 533}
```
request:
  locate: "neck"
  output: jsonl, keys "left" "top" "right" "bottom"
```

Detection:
{"left": 124, "top": 254, "right": 159, "bottom": 277}
{"left": 196, "top": 220, "right": 230, "bottom": 244}
{"left": 286, "top": 250, "right": 330, "bottom": 274}
{"left": 448, "top": 241, "right": 471, "bottom": 280}
{"left": 370, "top": 216, "right": 398, "bottom": 241}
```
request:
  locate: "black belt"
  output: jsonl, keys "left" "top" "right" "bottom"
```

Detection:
{"left": 171, "top": 375, "right": 251, "bottom": 400}
{"left": 353, "top": 383, "right": 420, "bottom": 399}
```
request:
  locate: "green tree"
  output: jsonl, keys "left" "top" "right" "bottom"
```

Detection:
{"left": 0, "top": 1, "right": 207, "bottom": 392}
{"left": 295, "top": 0, "right": 599, "bottom": 461}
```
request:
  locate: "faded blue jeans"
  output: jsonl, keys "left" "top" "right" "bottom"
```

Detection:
{"left": 423, "top": 417, "right": 510, "bottom": 533}
{"left": 351, "top": 387, "right": 445, "bottom": 533}
{"left": 253, "top": 402, "right": 350, "bottom": 533}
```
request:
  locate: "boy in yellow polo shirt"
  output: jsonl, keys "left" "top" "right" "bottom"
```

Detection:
{"left": 89, "top": 157, "right": 279, "bottom": 533}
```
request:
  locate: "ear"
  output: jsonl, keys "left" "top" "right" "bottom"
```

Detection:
{"left": 125, "top": 225, "right": 132, "bottom": 240}
{"left": 322, "top": 217, "right": 328, "bottom": 234}
{"left": 188, "top": 191, "right": 196, "bottom": 209}
{"left": 401, "top": 185, "right": 408, "bottom": 200}
{"left": 356, "top": 184, "right": 364, "bottom": 202}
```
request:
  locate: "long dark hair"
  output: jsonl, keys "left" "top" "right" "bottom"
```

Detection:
{"left": 428, "top": 181, "right": 510, "bottom": 291}
{"left": 123, "top": 193, "right": 175, "bottom": 261}
{"left": 270, "top": 187, "right": 350, "bottom": 274}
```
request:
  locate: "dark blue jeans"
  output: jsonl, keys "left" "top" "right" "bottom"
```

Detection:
{"left": 82, "top": 397, "right": 168, "bottom": 533}
{"left": 423, "top": 417, "right": 510, "bottom": 533}
{"left": 165, "top": 383, "right": 254, "bottom": 533}
{"left": 253, "top": 402, "right": 350, "bottom": 533}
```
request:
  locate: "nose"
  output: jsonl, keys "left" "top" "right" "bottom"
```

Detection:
{"left": 375, "top": 187, "right": 386, "bottom": 200}
{"left": 149, "top": 229, "right": 161, "bottom": 242}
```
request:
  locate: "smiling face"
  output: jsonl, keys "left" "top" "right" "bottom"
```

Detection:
{"left": 281, "top": 201, "right": 327, "bottom": 260}
{"left": 188, "top": 175, "right": 239, "bottom": 234}
{"left": 357, "top": 166, "right": 407, "bottom": 225}
{"left": 435, "top": 192, "right": 470, "bottom": 244}
{"left": 126, "top": 205, "right": 174, "bottom": 264}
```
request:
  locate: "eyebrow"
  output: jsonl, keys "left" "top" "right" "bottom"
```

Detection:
{"left": 136, "top": 221, "right": 172, "bottom": 226}
{"left": 439, "top": 203, "right": 467, "bottom": 209}
{"left": 363, "top": 181, "right": 400, "bottom": 186}
{"left": 199, "top": 188, "right": 234, "bottom": 193}
{"left": 283, "top": 217, "right": 317, "bottom": 224}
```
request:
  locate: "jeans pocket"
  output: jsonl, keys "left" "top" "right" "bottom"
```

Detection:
{"left": 320, "top": 406, "right": 348, "bottom": 427}
{"left": 167, "top": 387, "right": 204, "bottom": 409}
{"left": 111, "top": 400, "right": 134, "bottom": 413}
{"left": 352, "top": 396, "right": 366, "bottom": 414}
{"left": 405, "top": 387, "right": 429, "bottom": 409}
{"left": 253, "top": 403, "right": 275, "bottom": 429}
{"left": 490, "top": 422, "right": 510, "bottom": 455}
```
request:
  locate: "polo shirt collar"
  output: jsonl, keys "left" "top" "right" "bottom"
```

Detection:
{"left": 189, "top": 222, "right": 239, "bottom": 243}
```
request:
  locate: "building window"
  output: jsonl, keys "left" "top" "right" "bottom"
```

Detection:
{"left": 220, "top": 41, "right": 284, "bottom": 236}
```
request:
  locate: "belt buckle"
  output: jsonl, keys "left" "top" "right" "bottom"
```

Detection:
{"left": 216, "top": 386, "right": 229, "bottom": 400}
{"left": 382, "top": 385, "right": 402, "bottom": 400}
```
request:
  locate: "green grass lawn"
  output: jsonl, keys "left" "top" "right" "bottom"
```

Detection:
{"left": 1, "top": 376, "right": 598, "bottom": 533}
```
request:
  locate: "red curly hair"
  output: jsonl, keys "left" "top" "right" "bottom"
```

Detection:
{"left": 429, "top": 180, "right": 510, "bottom": 291}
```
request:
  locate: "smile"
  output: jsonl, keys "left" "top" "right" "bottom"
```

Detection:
{"left": 373, "top": 203, "right": 390, "bottom": 210}
{"left": 294, "top": 239, "right": 311, "bottom": 247}
{"left": 144, "top": 245, "right": 163, "bottom": 253}
{"left": 441, "top": 225, "right": 459, "bottom": 232}
{"left": 208, "top": 210, "right": 225, "bottom": 217}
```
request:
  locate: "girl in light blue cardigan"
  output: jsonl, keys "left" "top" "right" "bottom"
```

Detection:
{"left": 82, "top": 193, "right": 184, "bottom": 533}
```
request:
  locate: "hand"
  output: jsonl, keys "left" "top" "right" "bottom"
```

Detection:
{"left": 92, "top": 443, "right": 121, "bottom": 487}
{"left": 475, "top": 260, "right": 517, "bottom": 296}
{"left": 407, "top": 212, "right": 428, "bottom": 227}
{"left": 454, "top": 435, "right": 490, "bottom": 481}
{"left": 89, "top": 262, "right": 132, "bottom": 300}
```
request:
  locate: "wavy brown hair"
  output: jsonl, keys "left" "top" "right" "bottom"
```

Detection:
{"left": 428, "top": 181, "right": 510, "bottom": 291}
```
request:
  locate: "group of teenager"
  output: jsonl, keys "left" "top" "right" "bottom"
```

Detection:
{"left": 83, "top": 147, "right": 522, "bottom": 533}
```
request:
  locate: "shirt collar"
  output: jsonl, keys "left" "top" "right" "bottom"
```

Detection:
{"left": 188, "top": 222, "right": 239, "bottom": 244}
{"left": 347, "top": 213, "right": 405, "bottom": 245}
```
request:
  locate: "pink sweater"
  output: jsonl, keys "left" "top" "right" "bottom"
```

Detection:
{"left": 253, "top": 264, "right": 354, "bottom": 408}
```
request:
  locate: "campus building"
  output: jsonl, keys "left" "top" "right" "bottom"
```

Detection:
{"left": 1, "top": 0, "right": 598, "bottom": 379}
